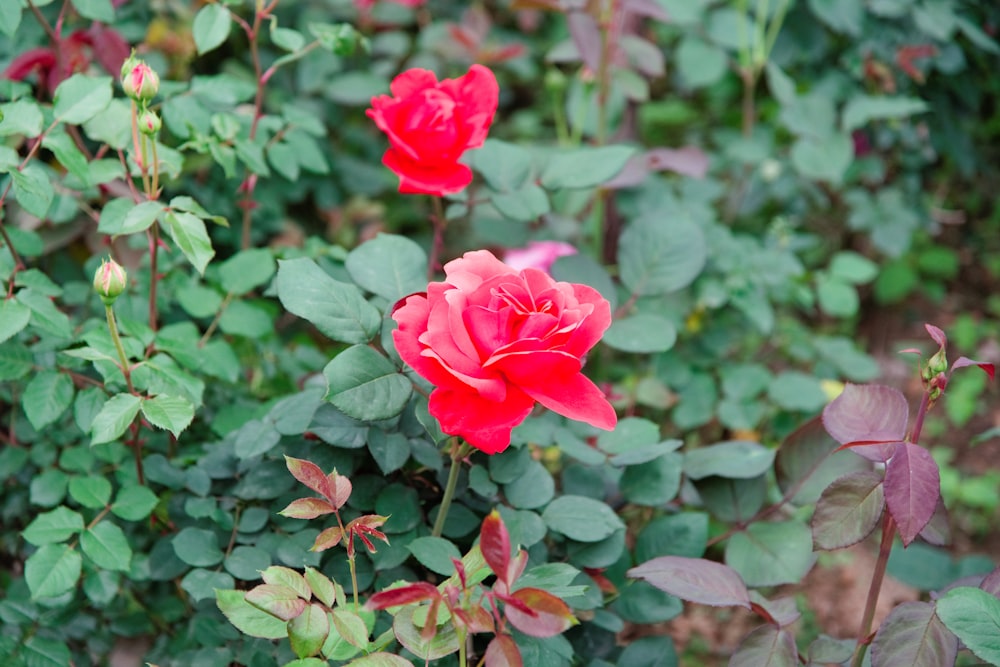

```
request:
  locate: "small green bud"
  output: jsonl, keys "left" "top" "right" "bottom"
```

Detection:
{"left": 544, "top": 68, "right": 568, "bottom": 94}
{"left": 138, "top": 109, "right": 161, "bottom": 136}
{"left": 94, "top": 258, "right": 128, "bottom": 305}
{"left": 122, "top": 60, "right": 160, "bottom": 103}
{"left": 927, "top": 347, "right": 948, "bottom": 377}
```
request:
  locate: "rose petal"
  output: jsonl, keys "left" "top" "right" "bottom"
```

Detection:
{"left": 382, "top": 150, "right": 472, "bottom": 195}
{"left": 429, "top": 385, "right": 535, "bottom": 454}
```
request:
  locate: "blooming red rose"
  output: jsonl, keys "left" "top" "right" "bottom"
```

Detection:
{"left": 367, "top": 65, "right": 498, "bottom": 196}
{"left": 392, "top": 250, "right": 617, "bottom": 454}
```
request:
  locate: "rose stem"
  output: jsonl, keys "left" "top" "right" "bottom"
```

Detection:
{"left": 432, "top": 438, "right": 468, "bottom": 538}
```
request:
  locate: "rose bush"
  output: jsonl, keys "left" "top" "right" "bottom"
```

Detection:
{"left": 392, "top": 249, "right": 617, "bottom": 453}
{"left": 367, "top": 64, "right": 498, "bottom": 195}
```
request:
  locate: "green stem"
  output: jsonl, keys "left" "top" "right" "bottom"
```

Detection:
{"left": 851, "top": 512, "right": 896, "bottom": 667}
{"left": 432, "top": 440, "right": 467, "bottom": 538}
{"left": 105, "top": 303, "right": 134, "bottom": 394}
{"left": 458, "top": 627, "right": 467, "bottom": 666}
{"left": 349, "top": 553, "right": 359, "bottom": 610}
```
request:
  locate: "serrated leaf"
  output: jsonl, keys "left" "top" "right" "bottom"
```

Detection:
{"left": 0, "top": 298, "right": 31, "bottom": 343}
{"left": 725, "top": 520, "right": 814, "bottom": 587}
{"left": 935, "top": 587, "right": 1000, "bottom": 665}
{"left": 276, "top": 258, "right": 381, "bottom": 344}
{"left": 163, "top": 211, "right": 215, "bottom": 275}
{"left": 290, "top": 603, "right": 330, "bottom": 659}
{"left": 504, "top": 587, "right": 576, "bottom": 638}
{"left": 11, "top": 164, "right": 54, "bottom": 218}
{"left": 53, "top": 74, "right": 113, "bottom": 125}
{"left": 884, "top": 442, "right": 940, "bottom": 546}
{"left": 22, "top": 370, "right": 74, "bottom": 430}
{"left": 90, "top": 393, "right": 143, "bottom": 446}
{"left": 775, "top": 416, "right": 870, "bottom": 506}
{"left": 305, "top": 567, "right": 337, "bottom": 607}
{"left": 729, "top": 625, "right": 798, "bottom": 667}
{"left": 407, "top": 537, "right": 461, "bottom": 577}
{"left": 16, "top": 288, "right": 71, "bottom": 337}
{"left": 822, "top": 384, "right": 908, "bottom": 461}
{"left": 345, "top": 234, "right": 427, "bottom": 303}
{"left": 542, "top": 495, "right": 623, "bottom": 542}
{"left": 618, "top": 215, "right": 706, "bottom": 296}
{"left": 323, "top": 345, "right": 412, "bottom": 422}
{"left": 870, "top": 601, "right": 957, "bottom": 667}
{"left": 216, "top": 589, "right": 288, "bottom": 639}
{"left": 628, "top": 556, "right": 751, "bottom": 608}
{"left": 111, "top": 484, "right": 159, "bottom": 521}
{"left": 193, "top": 3, "right": 232, "bottom": 54}
{"left": 22, "top": 506, "right": 84, "bottom": 546}
{"left": 540, "top": 145, "right": 636, "bottom": 189}
{"left": 81, "top": 521, "right": 132, "bottom": 571}
{"left": 68, "top": 476, "right": 113, "bottom": 509}
{"left": 118, "top": 200, "right": 164, "bottom": 235}
{"left": 25, "top": 543, "right": 82, "bottom": 599}
{"left": 141, "top": 394, "right": 195, "bottom": 438}
{"left": 812, "top": 470, "right": 885, "bottom": 550}
{"left": 219, "top": 248, "right": 275, "bottom": 295}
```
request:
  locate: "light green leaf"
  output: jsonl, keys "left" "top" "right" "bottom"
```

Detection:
{"left": 111, "top": 484, "right": 160, "bottom": 521}
{"left": 676, "top": 37, "right": 727, "bottom": 88}
{"left": 22, "top": 506, "right": 84, "bottom": 546}
{"left": 182, "top": 568, "right": 235, "bottom": 602}
{"left": 0, "top": 298, "right": 31, "bottom": 344}
{"left": 193, "top": 3, "right": 232, "bottom": 55}
{"left": 219, "top": 248, "right": 275, "bottom": 295}
{"left": 68, "top": 475, "right": 113, "bottom": 509}
{"left": 603, "top": 313, "right": 677, "bottom": 353}
{"left": 141, "top": 395, "right": 195, "bottom": 439}
{"left": 216, "top": 589, "right": 288, "bottom": 639}
{"left": 345, "top": 234, "right": 428, "bottom": 303}
{"left": 816, "top": 275, "right": 859, "bottom": 318}
{"left": 12, "top": 164, "right": 54, "bottom": 218}
{"left": 790, "top": 133, "right": 853, "bottom": 184}
{"left": 53, "top": 74, "right": 113, "bottom": 125}
{"left": 470, "top": 139, "right": 534, "bottom": 191}
{"left": 542, "top": 495, "right": 624, "bottom": 542}
{"left": 71, "top": 0, "right": 114, "bottom": 22}
{"left": 22, "top": 370, "right": 75, "bottom": 430}
{"left": 618, "top": 215, "right": 706, "bottom": 296}
{"left": 16, "top": 287, "right": 71, "bottom": 337}
{"left": 323, "top": 345, "right": 412, "bottom": 422}
{"left": 163, "top": 211, "right": 215, "bottom": 275}
{"left": 90, "top": 393, "right": 143, "bottom": 446}
{"left": 936, "top": 587, "right": 1000, "bottom": 664}
{"left": 25, "top": 543, "right": 81, "bottom": 599}
{"left": 81, "top": 521, "right": 132, "bottom": 571}
{"left": 0, "top": 99, "right": 43, "bottom": 137}
{"left": 42, "top": 131, "right": 90, "bottom": 182}
{"left": 540, "top": 145, "right": 636, "bottom": 190}
{"left": 275, "top": 258, "right": 381, "bottom": 344}
{"left": 842, "top": 95, "right": 929, "bottom": 132}
{"left": 119, "top": 201, "right": 164, "bottom": 235}
{"left": 0, "top": 1, "right": 22, "bottom": 37}
{"left": 725, "top": 520, "right": 814, "bottom": 587}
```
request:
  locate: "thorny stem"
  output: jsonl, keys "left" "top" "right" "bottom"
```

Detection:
{"left": 433, "top": 439, "right": 468, "bottom": 538}
{"left": 428, "top": 196, "right": 447, "bottom": 279}
{"left": 852, "top": 512, "right": 896, "bottom": 667}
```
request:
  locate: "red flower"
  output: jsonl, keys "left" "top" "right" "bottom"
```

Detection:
{"left": 392, "top": 250, "right": 617, "bottom": 454}
{"left": 367, "top": 65, "right": 498, "bottom": 196}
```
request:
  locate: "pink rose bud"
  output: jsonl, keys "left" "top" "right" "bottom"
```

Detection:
{"left": 94, "top": 258, "right": 128, "bottom": 305}
{"left": 122, "top": 60, "right": 159, "bottom": 103}
{"left": 503, "top": 241, "right": 577, "bottom": 274}
{"left": 138, "top": 109, "right": 161, "bottom": 135}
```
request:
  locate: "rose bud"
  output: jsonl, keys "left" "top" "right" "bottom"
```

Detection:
{"left": 94, "top": 258, "right": 128, "bottom": 305}
{"left": 122, "top": 60, "right": 159, "bottom": 103}
{"left": 138, "top": 109, "right": 161, "bottom": 135}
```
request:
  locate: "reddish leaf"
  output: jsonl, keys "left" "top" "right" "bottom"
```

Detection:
{"left": 646, "top": 147, "right": 709, "bottom": 178}
{"left": 567, "top": 12, "right": 601, "bottom": 71}
{"left": 365, "top": 582, "right": 441, "bottom": 610}
{"left": 729, "top": 625, "right": 799, "bottom": 667}
{"left": 812, "top": 470, "right": 885, "bottom": 550}
{"left": 481, "top": 510, "right": 512, "bottom": 586}
{"left": 775, "top": 415, "right": 870, "bottom": 506}
{"left": 485, "top": 634, "right": 523, "bottom": 667}
{"left": 87, "top": 24, "right": 130, "bottom": 77}
{"left": 749, "top": 592, "right": 801, "bottom": 628}
{"left": 284, "top": 455, "right": 333, "bottom": 504}
{"left": 627, "top": 556, "right": 751, "bottom": 609}
{"left": 822, "top": 384, "right": 908, "bottom": 461}
{"left": 503, "top": 587, "right": 576, "bottom": 638}
{"left": 917, "top": 496, "right": 951, "bottom": 546}
{"left": 261, "top": 566, "right": 311, "bottom": 599}
{"left": 884, "top": 442, "right": 940, "bottom": 546}
{"left": 952, "top": 357, "right": 996, "bottom": 381}
{"left": 870, "top": 601, "right": 957, "bottom": 667}
{"left": 4, "top": 48, "right": 57, "bottom": 81}
{"left": 245, "top": 584, "right": 307, "bottom": 621}
{"left": 279, "top": 497, "right": 337, "bottom": 520}
{"left": 979, "top": 568, "right": 1000, "bottom": 598}
{"left": 924, "top": 323, "right": 947, "bottom": 348}
{"left": 453, "top": 605, "right": 495, "bottom": 634}
{"left": 328, "top": 470, "right": 352, "bottom": 509}
{"left": 310, "top": 525, "right": 344, "bottom": 552}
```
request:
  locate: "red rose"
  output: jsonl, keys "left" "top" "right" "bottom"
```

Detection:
{"left": 367, "top": 65, "right": 499, "bottom": 196}
{"left": 392, "top": 250, "right": 617, "bottom": 454}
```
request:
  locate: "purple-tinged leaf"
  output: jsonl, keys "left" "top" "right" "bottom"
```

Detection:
{"left": 647, "top": 147, "right": 708, "bottom": 178}
{"left": 503, "top": 588, "right": 577, "bottom": 638}
{"left": 924, "top": 323, "right": 947, "bottom": 347}
{"left": 346, "top": 653, "right": 417, "bottom": 667}
{"left": 749, "top": 591, "right": 801, "bottom": 627}
{"left": 480, "top": 510, "right": 512, "bottom": 586}
{"left": 310, "top": 526, "right": 344, "bottom": 552}
{"left": 884, "top": 443, "right": 940, "bottom": 546}
{"left": 245, "top": 584, "right": 307, "bottom": 621}
{"left": 812, "top": 470, "right": 885, "bottom": 551}
{"left": 627, "top": 556, "right": 751, "bottom": 609}
{"left": 775, "top": 416, "right": 870, "bottom": 506}
{"left": 365, "top": 582, "right": 441, "bottom": 610}
{"left": 807, "top": 635, "right": 855, "bottom": 664}
{"left": 936, "top": 587, "right": 1000, "bottom": 665}
{"left": 870, "top": 601, "right": 957, "bottom": 667}
{"left": 979, "top": 568, "right": 1000, "bottom": 598}
{"left": 917, "top": 496, "right": 950, "bottom": 546}
{"left": 284, "top": 456, "right": 333, "bottom": 504}
{"left": 822, "top": 384, "right": 908, "bottom": 460}
{"left": 952, "top": 356, "right": 996, "bottom": 381}
{"left": 729, "top": 625, "right": 799, "bottom": 667}
{"left": 484, "top": 634, "right": 523, "bottom": 667}
{"left": 567, "top": 12, "right": 601, "bottom": 71}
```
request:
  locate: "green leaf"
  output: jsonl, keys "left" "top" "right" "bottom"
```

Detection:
{"left": 68, "top": 476, "right": 113, "bottom": 509}
{"left": 323, "top": 345, "right": 412, "bottom": 422}
{"left": 25, "top": 543, "right": 81, "bottom": 599}
{"left": 790, "top": 133, "right": 853, "bottom": 184}
{"left": 141, "top": 395, "right": 195, "bottom": 439}
{"left": 621, "top": 453, "right": 683, "bottom": 506}
{"left": 219, "top": 300, "right": 273, "bottom": 338}
{"left": 111, "top": 484, "right": 159, "bottom": 521}
{"left": 219, "top": 248, "right": 276, "bottom": 295}
{"left": 0, "top": 99, "right": 43, "bottom": 137}
{"left": 725, "top": 520, "right": 814, "bottom": 587}
{"left": 504, "top": 460, "right": 555, "bottom": 510}
{"left": 0, "top": 2, "right": 22, "bottom": 37}
{"left": 540, "top": 145, "right": 636, "bottom": 189}
{"left": 90, "top": 394, "right": 143, "bottom": 446}
{"left": 807, "top": 0, "right": 863, "bottom": 35}
{"left": 676, "top": 37, "right": 727, "bottom": 88}
{"left": 193, "top": 3, "right": 232, "bottom": 54}
{"left": 172, "top": 527, "right": 224, "bottom": 567}
{"left": 344, "top": 654, "right": 415, "bottom": 667}
{"left": 53, "top": 74, "right": 113, "bottom": 125}
{"left": 216, "top": 589, "right": 288, "bottom": 639}
{"left": 12, "top": 164, "right": 54, "bottom": 218}
{"left": 816, "top": 275, "right": 859, "bottom": 317}
{"left": 270, "top": 24, "right": 306, "bottom": 52}
{"left": 471, "top": 139, "right": 534, "bottom": 190}
{"left": 22, "top": 506, "right": 84, "bottom": 546}
{"left": 603, "top": 313, "right": 677, "bottom": 353}
{"left": 345, "top": 234, "right": 428, "bottom": 303}
{"left": 163, "top": 211, "right": 215, "bottom": 275}
{"left": 71, "top": 0, "right": 114, "bottom": 22}
{"left": 635, "top": 513, "right": 709, "bottom": 562}
{"left": 767, "top": 371, "right": 828, "bottom": 412}
{"left": 842, "top": 95, "right": 928, "bottom": 132}
{"left": 618, "top": 215, "right": 706, "bottom": 296}
{"left": 119, "top": 200, "right": 164, "bottom": 235}
{"left": 22, "top": 370, "right": 74, "bottom": 430}
{"left": 935, "top": 587, "right": 1000, "bottom": 665}
{"left": 406, "top": 537, "right": 462, "bottom": 576}
{"left": 181, "top": 568, "right": 235, "bottom": 602}
{"left": 81, "top": 521, "right": 132, "bottom": 571}
{"left": 42, "top": 131, "right": 89, "bottom": 182}
{"left": 684, "top": 441, "right": 775, "bottom": 480}
{"left": 829, "top": 251, "right": 879, "bottom": 285}
{"left": 21, "top": 636, "right": 71, "bottom": 667}
{"left": 291, "top": 603, "right": 331, "bottom": 659}
{"left": 0, "top": 341, "right": 33, "bottom": 380}
{"left": 0, "top": 298, "right": 31, "bottom": 343}
{"left": 542, "top": 495, "right": 624, "bottom": 542}
{"left": 276, "top": 258, "right": 381, "bottom": 344}
{"left": 16, "top": 287, "right": 70, "bottom": 338}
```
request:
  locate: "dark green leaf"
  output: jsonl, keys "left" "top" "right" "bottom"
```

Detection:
{"left": 618, "top": 215, "right": 706, "bottom": 296}
{"left": 81, "top": 521, "right": 132, "bottom": 571}
{"left": 406, "top": 537, "right": 461, "bottom": 576}
{"left": 542, "top": 496, "right": 624, "bottom": 542}
{"left": 181, "top": 568, "right": 235, "bottom": 602}
{"left": 345, "top": 234, "right": 428, "bottom": 303}
{"left": 25, "top": 544, "right": 81, "bottom": 599}
{"left": 684, "top": 441, "right": 775, "bottom": 480}
{"left": 22, "top": 370, "right": 74, "bottom": 430}
{"left": 323, "top": 345, "right": 412, "bottom": 422}
{"left": 173, "top": 527, "right": 224, "bottom": 567}
{"left": 725, "top": 520, "right": 814, "bottom": 587}
{"left": 111, "top": 484, "right": 159, "bottom": 521}
{"left": 276, "top": 258, "right": 381, "bottom": 344}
